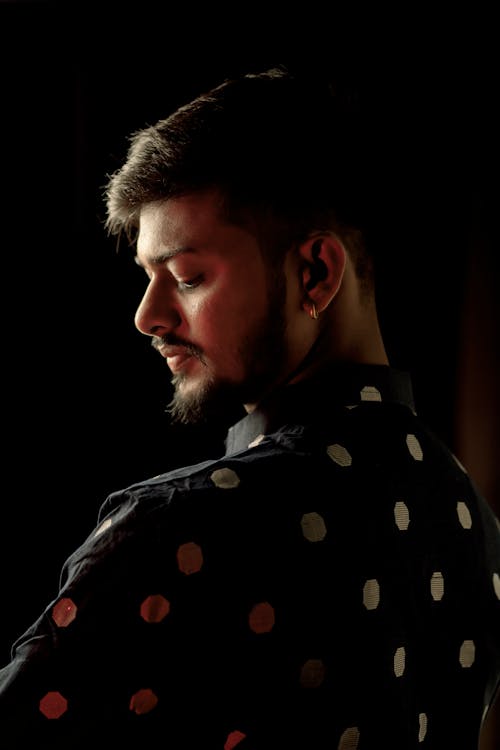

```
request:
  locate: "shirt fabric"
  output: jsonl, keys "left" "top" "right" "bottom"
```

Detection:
{"left": 0, "top": 363, "right": 499, "bottom": 749}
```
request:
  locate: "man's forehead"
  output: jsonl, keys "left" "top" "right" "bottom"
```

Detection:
{"left": 135, "top": 191, "right": 241, "bottom": 266}
{"left": 137, "top": 197, "right": 210, "bottom": 254}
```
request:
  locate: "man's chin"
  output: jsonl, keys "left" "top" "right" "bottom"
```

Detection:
{"left": 167, "top": 378, "right": 244, "bottom": 426}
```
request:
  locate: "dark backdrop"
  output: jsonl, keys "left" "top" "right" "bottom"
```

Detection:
{"left": 1, "top": 3, "right": 498, "bottom": 717}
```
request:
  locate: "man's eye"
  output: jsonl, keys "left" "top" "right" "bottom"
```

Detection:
{"left": 177, "top": 275, "right": 203, "bottom": 291}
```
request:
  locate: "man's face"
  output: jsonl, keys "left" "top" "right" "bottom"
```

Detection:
{"left": 134, "top": 190, "right": 304, "bottom": 424}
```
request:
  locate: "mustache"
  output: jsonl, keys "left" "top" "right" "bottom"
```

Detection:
{"left": 151, "top": 335, "right": 205, "bottom": 362}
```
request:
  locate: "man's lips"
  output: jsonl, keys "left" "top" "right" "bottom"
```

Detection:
{"left": 157, "top": 345, "right": 194, "bottom": 373}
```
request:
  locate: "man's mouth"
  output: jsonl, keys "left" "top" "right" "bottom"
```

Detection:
{"left": 166, "top": 351, "right": 194, "bottom": 374}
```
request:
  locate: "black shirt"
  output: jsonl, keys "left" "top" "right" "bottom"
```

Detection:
{"left": 0, "top": 364, "right": 499, "bottom": 749}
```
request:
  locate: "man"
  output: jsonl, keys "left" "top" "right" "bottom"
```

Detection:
{"left": 0, "top": 66, "right": 499, "bottom": 749}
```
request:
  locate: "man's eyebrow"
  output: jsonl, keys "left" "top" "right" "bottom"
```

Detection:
{"left": 134, "top": 247, "right": 196, "bottom": 268}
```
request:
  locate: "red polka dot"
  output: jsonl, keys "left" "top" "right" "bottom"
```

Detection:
{"left": 39, "top": 691, "right": 68, "bottom": 719}
{"left": 248, "top": 601, "right": 275, "bottom": 633}
{"left": 224, "top": 729, "right": 247, "bottom": 749}
{"left": 129, "top": 688, "right": 158, "bottom": 715}
{"left": 51, "top": 597, "right": 77, "bottom": 627}
{"left": 140, "top": 594, "right": 170, "bottom": 623}
{"left": 177, "top": 541, "right": 203, "bottom": 574}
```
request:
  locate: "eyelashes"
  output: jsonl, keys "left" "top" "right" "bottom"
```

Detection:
{"left": 177, "top": 274, "right": 204, "bottom": 291}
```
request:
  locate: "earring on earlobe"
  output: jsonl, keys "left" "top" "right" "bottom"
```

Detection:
{"left": 310, "top": 303, "right": 319, "bottom": 320}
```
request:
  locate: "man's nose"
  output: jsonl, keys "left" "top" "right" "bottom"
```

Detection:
{"left": 134, "top": 281, "right": 181, "bottom": 336}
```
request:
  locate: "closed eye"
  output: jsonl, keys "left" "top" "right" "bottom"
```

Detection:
{"left": 177, "top": 275, "right": 203, "bottom": 291}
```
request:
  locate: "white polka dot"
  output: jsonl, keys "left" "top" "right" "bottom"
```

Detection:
{"left": 337, "top": 726, "right": 360, "bottom": 750}
{"left": 493, "top": 572, "right": 500, "bottom": 600}
{"left": 248, "top": 434, "right": 265, "bottom": 448}
{"left": 430, "top": 571, "right": 444, "bottom": 601}
{"left": 327, "top": 443, "right": 352, "bottom": 467}
{"left": 418, "top": 712, "right": 428, "bottom": 742}
{"left": 301, "top": 512, "right": 327, "bottom": 542}
{"left": 394, "top": 501, "right": 410, "bottom": 530}
{"left": 406, "top": 434, "right": 423, "bottom": 461}
{"left": 363, "top": 578, "right": 380, "bottom": 610}
{"left": 456, "top": 501, "right": 472, "bottom": 529}
{"left": 394, "top": 646, "right": 406, "bottom": 677}
{"left": 210, "top": 468, "right": 240, "bottom": 489}
{"left": 459, "top": 639, "right": 475, "bottom": 668}
{"left": 94, "top": 518, "right": 112, "bottom": 537}
{"left": 360, "top": 385, "right": 382, "bottom": 402}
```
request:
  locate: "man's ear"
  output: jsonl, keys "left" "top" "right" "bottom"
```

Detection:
{"left": 299, "top": 233, "right": 347, "bottom": 314}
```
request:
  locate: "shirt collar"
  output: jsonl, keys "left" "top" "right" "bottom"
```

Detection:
{"left": 224, "top": 363, "right": 415, "bottom": 455}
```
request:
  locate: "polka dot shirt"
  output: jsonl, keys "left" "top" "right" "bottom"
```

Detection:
{"left": 0, "top": 364, "right": 499, "bottom": 749}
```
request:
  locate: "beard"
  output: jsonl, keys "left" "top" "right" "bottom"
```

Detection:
{"left": 164, "top": 276, "right": 288, "bottom": 426}
{"left": 167, "top": 373, "right": 245, "bottom": 426}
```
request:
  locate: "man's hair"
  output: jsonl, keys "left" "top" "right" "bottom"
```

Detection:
{"left": 104, "top": 65, "right": 374, "bottom": 288}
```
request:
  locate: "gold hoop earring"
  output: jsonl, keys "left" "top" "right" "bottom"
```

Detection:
{"left": 310, "top": 303, "right": 319, "bottom": 320}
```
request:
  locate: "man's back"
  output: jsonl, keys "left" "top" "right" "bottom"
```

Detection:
{"left": 1, "top": 365, "right": 498, "bottom": 749}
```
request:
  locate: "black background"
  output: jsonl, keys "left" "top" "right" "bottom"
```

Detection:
{"left": 1, "top": 1, "right": 499, "bottom": 710}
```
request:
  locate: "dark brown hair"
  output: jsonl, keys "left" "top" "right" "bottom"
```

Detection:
{"left": 104, "top": 65, "right": 373, "bottom": 287}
